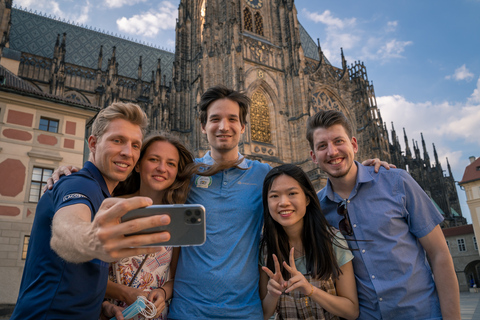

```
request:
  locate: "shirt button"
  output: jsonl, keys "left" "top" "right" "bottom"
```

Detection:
{"left": 353, "top": 224, "right": 357, "bottom": 228}
{"left": 223, "top": 182, "right": 227, "bottom": 185}
{"left": 362, "top": 249, "right": 365, "bottom": 253}
{"left": 371, "top": 275, "right": 375, "bottom": 279}
{"left": 379, "top": 298, "right": 383, "bottom": 302}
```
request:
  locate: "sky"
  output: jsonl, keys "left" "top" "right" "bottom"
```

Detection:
{"left": 14, "top": 0, "right": 480, "bottom": 222}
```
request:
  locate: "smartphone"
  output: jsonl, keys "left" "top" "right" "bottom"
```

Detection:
{"left": 121, "top": 204, "right": 206, "bottom": 247}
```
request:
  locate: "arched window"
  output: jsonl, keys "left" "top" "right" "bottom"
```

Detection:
{"left": 254, "top": 12, "right": 264, "bottom": 36}
{"left": 244, "top": 8, "right": 253, "bottom": 32}
{"left": 251, "top": 90, "right": 271, "bottom": 143}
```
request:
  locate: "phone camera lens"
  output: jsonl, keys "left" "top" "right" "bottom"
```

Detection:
{"left": 190, "top": 217, "right": 197, "bottom": 224}
{"left": 186, "top": 210, "right": 192, "bottom": 216}
{"left": 195, "top": 210, "right": 201, "bottom": 216}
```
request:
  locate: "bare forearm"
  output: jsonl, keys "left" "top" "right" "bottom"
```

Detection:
{"left": 310, "top": 286, "right": 358, "bottom": 320}
{"left": 432, "top": 252, "right": 461, "bottom": 319}
{"left": 161, "top": 279, "right": 174, "bottom": 300}
{"left": 105, "top": 280, "right": 134, "bottom": 303}
{"left": 261, "top": 292, "right": 279, "bottom": 320}
{"left": 50, "top": 209, "right": 97, "bottom": 263}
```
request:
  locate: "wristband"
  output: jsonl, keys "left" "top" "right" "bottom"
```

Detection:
{"left": 159, "top": 287, "right": 167, "bottom": 300}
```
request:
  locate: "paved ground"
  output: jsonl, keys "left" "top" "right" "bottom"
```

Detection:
{"left": 461, "top": 291, "right": 480, "bottom": 320}
{"left": 1, "top": 292, "right": 480, "bottom": 319}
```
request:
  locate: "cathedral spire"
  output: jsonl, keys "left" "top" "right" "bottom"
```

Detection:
{"left": 97, "top": 45, "right": 103, "bottom": 70}
{"left": 447, "top": 157, "right": 453, "bottom": 177}
{"left": 155, "top": 58, "right": 162, "bottom": 91}
{"left": 317, "top": 38, "right": 323, "bottom": 65}
{"left": 341, "top": 47, "right": 347, "bottom": 70}
{"left": 138, "top": 56, "right": 143, "bottom": 80}
{"left": 54, "top": 34, "right": 60, "bottom": 58}
{"left": 433, "top": 143, "right": 440, "bottom": 167}
{"left": 421, "top": 133, "right": 430, "bottom": 167}
{"left": 403, "top": 128, "right": 412, "bottom": 159}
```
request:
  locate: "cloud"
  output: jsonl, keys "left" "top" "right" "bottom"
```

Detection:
{"left": 385, "top": 21, "right": 398, "bottom": 33}
{"left": 376, "top": 39, "right": 413, "bottom": 60}
{"left": 105, "top": 0, "right": 148, "bottom": 9}
{"left": 470, "top": 77, "right": 480, "bottom": 103}
{"left": 15, "top": 0, "right": 90, "bottom": 24}
{"left": 303, "top": 9, "right": 355, "bottom": 29}
{"left": 302, "top": 9, "right": 412, "bottom": 65}
{"left": 116, "top": 1, "right": 177, "bottom": 37}
{"left": 378, "top": 77, "right": 480, "bottom": 171}
{"left": 445, "top": 64, "right": 475, "bottom": 81}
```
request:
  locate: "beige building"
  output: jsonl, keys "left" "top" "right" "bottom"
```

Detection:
{"left": 459, "top": 156, "right": 480, "bottom": 256}
{"left": 443, "top": 225, "right": 480, "bottom": 292}
{"left": 0, "top": 56, "right": 98, "bottom": 303}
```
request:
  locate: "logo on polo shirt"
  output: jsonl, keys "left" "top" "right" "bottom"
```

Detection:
{"left": 63, "top": 193, "right": 88, "bottom": 202}
{"left": 195, "top": 176, "right": 212, "bottom": 188}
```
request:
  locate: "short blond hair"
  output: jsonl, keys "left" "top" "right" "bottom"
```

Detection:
{"left": 91, "top": 103, "right": 148, "bottom": 139}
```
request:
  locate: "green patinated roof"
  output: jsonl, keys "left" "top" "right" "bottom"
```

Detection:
{"left": 10, "top": 7, "right": 174, "bottom": 84}
{"left": 451, "top": 207, "right": 460, "bottom": 217}
{"left": 431, "top": 198, "right": 446, "bottom": 216}
{"left": 298, "top": 23, "right": 331, "bottom": 65}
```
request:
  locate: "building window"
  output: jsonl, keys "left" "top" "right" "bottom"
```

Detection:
{"left": 250, "top": 90, "right": 271, "bottom": 144}
{"left": 39, "top": 117, "right": 59, "bottom": 133}
{"left": 29, "top": 167, "right": 54, "bottom": 202}
{"left": 22, "top": 235, "right": 30, "bottom": 260}
{"left": 457, "top": 238, "right": 466, "bottom": 252}
{"left": 254, "top": 12, "right": 264, "bottom": 36}
{"left": 474, "top": 237, "right": 478, "bottom": 250}
{"left": 244, "top": 8, "right": 253, "bottom": 32}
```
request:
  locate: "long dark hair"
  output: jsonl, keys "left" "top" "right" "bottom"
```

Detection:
{"left": 260, "top": 164, "right": 341, "bottom": 280}
{"left": 113, "top": 132, "right": 198, "bottom": 204}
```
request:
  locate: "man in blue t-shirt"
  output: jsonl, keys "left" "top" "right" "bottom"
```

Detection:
{"left": 306, "top": 109, "right": 460, "bottom": 319}
{"left": 11, "top": 103, "right": 171, "bottom": 320}
{"left": 168, "top": 86, "right": 271, "bottom": 319}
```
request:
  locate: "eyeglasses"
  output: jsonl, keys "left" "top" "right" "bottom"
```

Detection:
{"left": 337, "top": 202, "right": 353, "bottom": 236}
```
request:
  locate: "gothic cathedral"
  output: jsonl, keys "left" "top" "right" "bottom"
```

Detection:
{"left": 0, "top": 0, "right": 465, "bottom": 226}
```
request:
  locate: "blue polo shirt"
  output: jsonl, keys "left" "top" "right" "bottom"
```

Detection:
{"left": 169, "top": 152, "right": 271, "bottom": 319}
{"left": 318, "top": 161, "right": 444, "bottom": 319}
{"left": 11, "top": 161, "right": 110, "bottom": 320}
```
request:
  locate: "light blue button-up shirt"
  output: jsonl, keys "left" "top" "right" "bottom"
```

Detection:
{"left": 318, "top": 162, "right": 444, "bottom": 319}
{"left": 169, "top": 152, "right": 271, "bottom": 319}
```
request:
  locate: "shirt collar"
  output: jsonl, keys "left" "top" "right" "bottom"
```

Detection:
{"left": 202, "top": 151, "right": 248, "bottom": 169}
{"left": 320, "top": 161, "right": 374, "bottom": 202}
{"left": 83, "top": 161, "right": 111, "bottom": 197}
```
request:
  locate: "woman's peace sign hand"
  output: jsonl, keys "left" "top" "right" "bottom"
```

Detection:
{"left": 262, "top": 254, "right": 287, "bottom": 298}
{"left": 284, "top": 247, "right": 312, "bottom": 295}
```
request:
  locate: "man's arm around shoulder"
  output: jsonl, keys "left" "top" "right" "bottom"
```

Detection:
{"left": 419, "top": 225, "right": 460, "bottom": 320}
{"left": 51, "top": 197, "right": 172, "bottom": 263}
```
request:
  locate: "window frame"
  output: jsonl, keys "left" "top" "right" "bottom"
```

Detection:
{"left": 39, "top": 117, "right": 59, "bottom": 133}
{"left": 457, "top": 238, "right": 466, "bottom": 252}
{"left": 29, "top": 166, "right": 54, "bottom": 203}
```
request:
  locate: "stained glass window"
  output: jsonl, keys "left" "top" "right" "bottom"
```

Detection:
{"left": 251, "top": 91, "right": 271, "bottom": 143}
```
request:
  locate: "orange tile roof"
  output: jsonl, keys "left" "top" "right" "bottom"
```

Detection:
{"left": 443, "top": 224, "right": 474, "bottom": 237}
{"left": 459, "top": 157, "right": 480, "bottom": 185}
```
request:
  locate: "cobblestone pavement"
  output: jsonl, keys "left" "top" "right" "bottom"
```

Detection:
{"left": 1, "top": 292, "right": 479, "bottom": 319}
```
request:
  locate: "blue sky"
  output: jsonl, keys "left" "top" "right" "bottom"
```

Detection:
{"left": 14, "top": 0, "right": 480, "bottom": 222}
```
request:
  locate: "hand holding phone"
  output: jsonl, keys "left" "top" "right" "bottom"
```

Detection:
{"left": 121, "top": 204, "right": 206, "bottom": 247}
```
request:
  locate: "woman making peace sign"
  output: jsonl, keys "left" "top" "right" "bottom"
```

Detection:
{"left": 259, "top": 164, "right": 359, "bottom": 320}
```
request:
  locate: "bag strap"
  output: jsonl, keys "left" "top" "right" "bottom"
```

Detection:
{"left": 127, "top": 255, "right": 149, "bottom": 287}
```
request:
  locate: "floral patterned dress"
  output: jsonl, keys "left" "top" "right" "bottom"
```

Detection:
{"left": 109, "top": 247, "right": 173, "bottom": 320}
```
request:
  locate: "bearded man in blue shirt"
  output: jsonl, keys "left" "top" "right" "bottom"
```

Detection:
{"left": 307, "top": 109, "right": 460, "bottom": 319}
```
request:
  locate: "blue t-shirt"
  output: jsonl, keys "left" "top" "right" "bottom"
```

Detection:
{"left": 318, "top": 162, "right": 444, "bottom": 319}
{"left": 168, "top": 152, "right": 271, "bottom": 320}
{"left": 11, "top": 161, "right": 111, "bottom": 320}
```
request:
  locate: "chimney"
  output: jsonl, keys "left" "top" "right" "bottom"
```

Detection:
{"left": 470, "top": 156, "right": 477, "bottom": 164}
